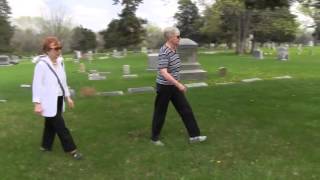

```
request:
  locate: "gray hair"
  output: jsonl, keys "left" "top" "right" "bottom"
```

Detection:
{"left": 163, "top": 27, "right": 180, "bottom": 40}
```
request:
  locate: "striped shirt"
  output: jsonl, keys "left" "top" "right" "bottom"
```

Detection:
{"left": 156, "top": 45, "right": 181, "bottom": 85}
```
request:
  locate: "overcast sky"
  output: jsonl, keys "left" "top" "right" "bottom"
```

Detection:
{"left": 7, "top": 0, "right": 212, "bottom": 32}
{"left": 7, "top": 0, "right": 313, "bottom": 32}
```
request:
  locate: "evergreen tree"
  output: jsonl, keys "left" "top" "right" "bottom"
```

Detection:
{"left": 174, "top": 0, "right": 204, "bottom": 42}
{"left": 0, "top": 0, "right": 13, "bottom": 52}
{"left": 70, "top": 26, "right": 97, "bottom": 52}
{"left": 102, "top": 0, "right": 145, "bottom": 49}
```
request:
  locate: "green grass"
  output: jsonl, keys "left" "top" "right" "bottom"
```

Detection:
{"left": 0, "top": 48, "right": 320, "bottom": 179}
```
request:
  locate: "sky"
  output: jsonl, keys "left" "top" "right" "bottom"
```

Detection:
{"left": 7, "top": 0, "right": 313, "bottom": 32}
{"left": 7, "top": 0, "right": 212, "bottom": 32}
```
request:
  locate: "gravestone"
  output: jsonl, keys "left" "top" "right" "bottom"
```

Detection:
{"left": 122, "top": 65, "right": 138, "bottom": 78}
{"left": 123, "top": 48, "right": 127, "bottom": 56}
{"left": 112, "top": 49, "right": 123, "bottom": 58}
{"left": 242, "top": 78, "right": 262, "bottom": 83}
{"left": 141, "top": 47, "right": 148, "bottom": 54}
{"left": 20, "top": 84, "right": 31, "bottom": 88}
{"left": 177, "top": 38, "right": 207, "bottom": 80}
{"left": 69, "top": 88, "right": 76, "bottom": 97}
{"left": 0, "top": 55, "right": 11, "bottom": 66}
{"left": 123, "top": 65, "right": 130, "bottom": 75}
{"left": 252, "top": 49, "right": 264, "bottom": 59}
{"left": 97, "top": 91, "right": 124, "bottom": 96}
{"left": 185, "top": 82, "right": 208, "bottom": 88}
{"left": 79, "top": 63, "right": 86, "bottom": 73}
{"left": 88, "top": 71, "right": 106, "bottom": 80}
{"left": 87, "top": 51, "right": 93, "bottom": 61}
{"left": 74, "top": 50, "right": 82, "bottom": 60}
{"left": 218, "top": 67, "right": 227, "bottom": 77}
{"left": 147, "top": 53, "right": 158, "bottom": 71}
{"left": 10, "top": 55, "right": 20, "bottom": 64}
{"left": 277, "top": 46, "right": 289, "bottom": 61}
{"left": 128, "top": 87, "right": 154, "bottom": 94}
{"left": 297, "top": 44, "right": 302, "bottom": 55}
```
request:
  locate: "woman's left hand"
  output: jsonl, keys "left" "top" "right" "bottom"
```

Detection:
{"left": 66, "top": 97, "right": 74, "bottom": 109}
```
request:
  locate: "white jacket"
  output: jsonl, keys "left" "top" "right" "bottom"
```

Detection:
{"left": 32, "top": 55, "right": 70, "bottom": 117}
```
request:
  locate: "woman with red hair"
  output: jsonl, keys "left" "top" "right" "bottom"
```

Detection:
{"left": 32, "top": 36, "right": 82, "bottom": 160}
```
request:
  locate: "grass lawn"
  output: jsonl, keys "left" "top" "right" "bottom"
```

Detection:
{"left": 0, "top": 47, "right": 319, "bottom": 179}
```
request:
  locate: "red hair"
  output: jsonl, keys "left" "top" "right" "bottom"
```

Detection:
{"left": 42, "top": 36, "right": 61, "bottom": 53}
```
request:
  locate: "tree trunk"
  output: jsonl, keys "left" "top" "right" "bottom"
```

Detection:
{"left": 236, "top": 10, "right": 251, "bottom": 55}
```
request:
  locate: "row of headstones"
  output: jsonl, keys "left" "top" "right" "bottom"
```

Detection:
{"left": 0, "top": 55, "right": 20, "bottom": 66}
{"left": 253, "top": 47, "right": 289, "bottom": 60}
{"left": 79, "top": 63, "right": 138, "bottom": 80}
{"left": 96, "top": 82, "right": 209, "bottom": 97}
{"left": 74, "top": 47, "right": 151, "bottom": 62}
{"left": 215, "top": 75, "right": 292, "bottom": 86}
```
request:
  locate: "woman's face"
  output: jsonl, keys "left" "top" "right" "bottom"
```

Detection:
{"left": 47, "top": 42, "right": 62, "bottom": 59}
{"left": 168, "top": 32, "right": 180, "bottom": 46}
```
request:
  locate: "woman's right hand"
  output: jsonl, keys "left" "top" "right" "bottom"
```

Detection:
{"left": 177, "top": 83, "right": 187, "bottom": 93}
{"left": 34, "top": 103, "right": 43, "bottom": 115}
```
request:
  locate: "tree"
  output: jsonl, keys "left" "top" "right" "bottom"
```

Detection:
{"left": 144, "top": 24, "right": 164, "bottom": 49}
{"left": 101, "top": 0, "right": 146, "bottom": 49}
{"left": 70, "top": 26, "right": 97, "bottom": 52}
{"left": 0, "top": 0, "right": 13, "bottom": 53}
{"left": 202, "top": 0, "right": 296, "bottom": 54}
{"left": 40, "top": 6, "right": 74, "bottom": 51}
{"left": 251, "top": 8, "right": 298, "bottom": 44}
{"left": 298, "top": 0, "right": 320, "bottom": 43}
{"left": 174, "top": 0, "right": 204, "bottom": 42}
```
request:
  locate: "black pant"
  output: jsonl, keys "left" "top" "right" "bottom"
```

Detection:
{"left": 151, "top": 83, "right": 200, "bottom": 141}
{"left": 41, "top": 96, "right": 77, "bottom": 152}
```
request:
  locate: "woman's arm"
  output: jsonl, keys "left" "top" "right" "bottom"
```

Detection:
{"left": 159, "top": 68, "right": 186, "bottom": 92}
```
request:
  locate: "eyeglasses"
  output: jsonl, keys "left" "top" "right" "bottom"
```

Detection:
{"left": 50, "top": 47, "right": 62, "bottom": 51}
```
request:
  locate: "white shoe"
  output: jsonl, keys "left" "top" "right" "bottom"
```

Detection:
{"left": 189, "top": 136, "right": 207, "bottom": 143}
{"left": 151, "top": 140, "right": 165, "bottom": 146}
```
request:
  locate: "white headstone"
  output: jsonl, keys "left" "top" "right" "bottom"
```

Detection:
{"left": 123, "top": 65, "right": 130, "bottom": 75}
{"left": 277, "top": 46, "right": 289, "bottom": 61}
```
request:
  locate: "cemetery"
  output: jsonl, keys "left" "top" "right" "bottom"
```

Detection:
{"left": 1, "top": 46, "right": 320, "bottom": 179}
{"left": 1, "top": 0, "right": 320, "bottom": 179}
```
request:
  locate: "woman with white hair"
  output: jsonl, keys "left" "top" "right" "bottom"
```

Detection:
{"left": 151, "top": 27, "right": 207, "bottom": 146}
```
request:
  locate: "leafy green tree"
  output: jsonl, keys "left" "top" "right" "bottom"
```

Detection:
{"left": 70, "top": 26, "right": 97, "bottom": 52}
{"left": 144, "top": 24, "right": 164, "bottom": 49}
{"left": 251, "top": 8, "right": 298, "bottom": 44}
{"left": 202, "top": 0, "right": 243, "bottom": 47}
{"left": 0, "top": 0, "right": 13, "bottom": 52}
{"left": 174, "top": 0, "right": 204, "bottom": 42}
{"left": 202, "top": 0, "right": 296, "bottom": 54}
{"left": 299, "top": 0, "right": 320, "bottom": 43}
{"left": 102, "top": 0, "right": 146, "bottom": 49}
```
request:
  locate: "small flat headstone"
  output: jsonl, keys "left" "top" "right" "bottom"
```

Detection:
{"left": 201, "top": 51, "right": 216, "bottom": 54}
{"left": 128, "top": 87, "right": 154, "bottom": 94}
{"left": 89, "top": 70, "right": 98, "bottom": 73}
{"left": 218, "top": 67, "right": 227, "bottom": 77}
{"left": 88, "top": 73, "right": 106, "bottom": 80}
{"left": 20, "top": 84, "right": 31, "bottom": 88}
{"left": 123, "top": 74, "right": 138, "bottom": 79}
{"left": 241, "top": 78, "right": 262, "bottom": 83}
{"left": 97, "top": 91, "right": 124, "bottom": 96}
{"left": 215, "top": 82, "right": 235, "bottom": 85}
{"left": 0, "top": 99, "right": 7, "bottom": 103}
{"left": 185, "top": 82, "right": 208, "bottom": 88}
{"left": 69, "top": 89, "right": 76, "bottom": 97}
{"left": 98, "top": 56, "right": 109, "bottom": 60}
{"left": 98, "top": 72, "right": 111, "bottom": 75}
{"left": 272, "top": 75, "right": 292, "bottom": 79}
